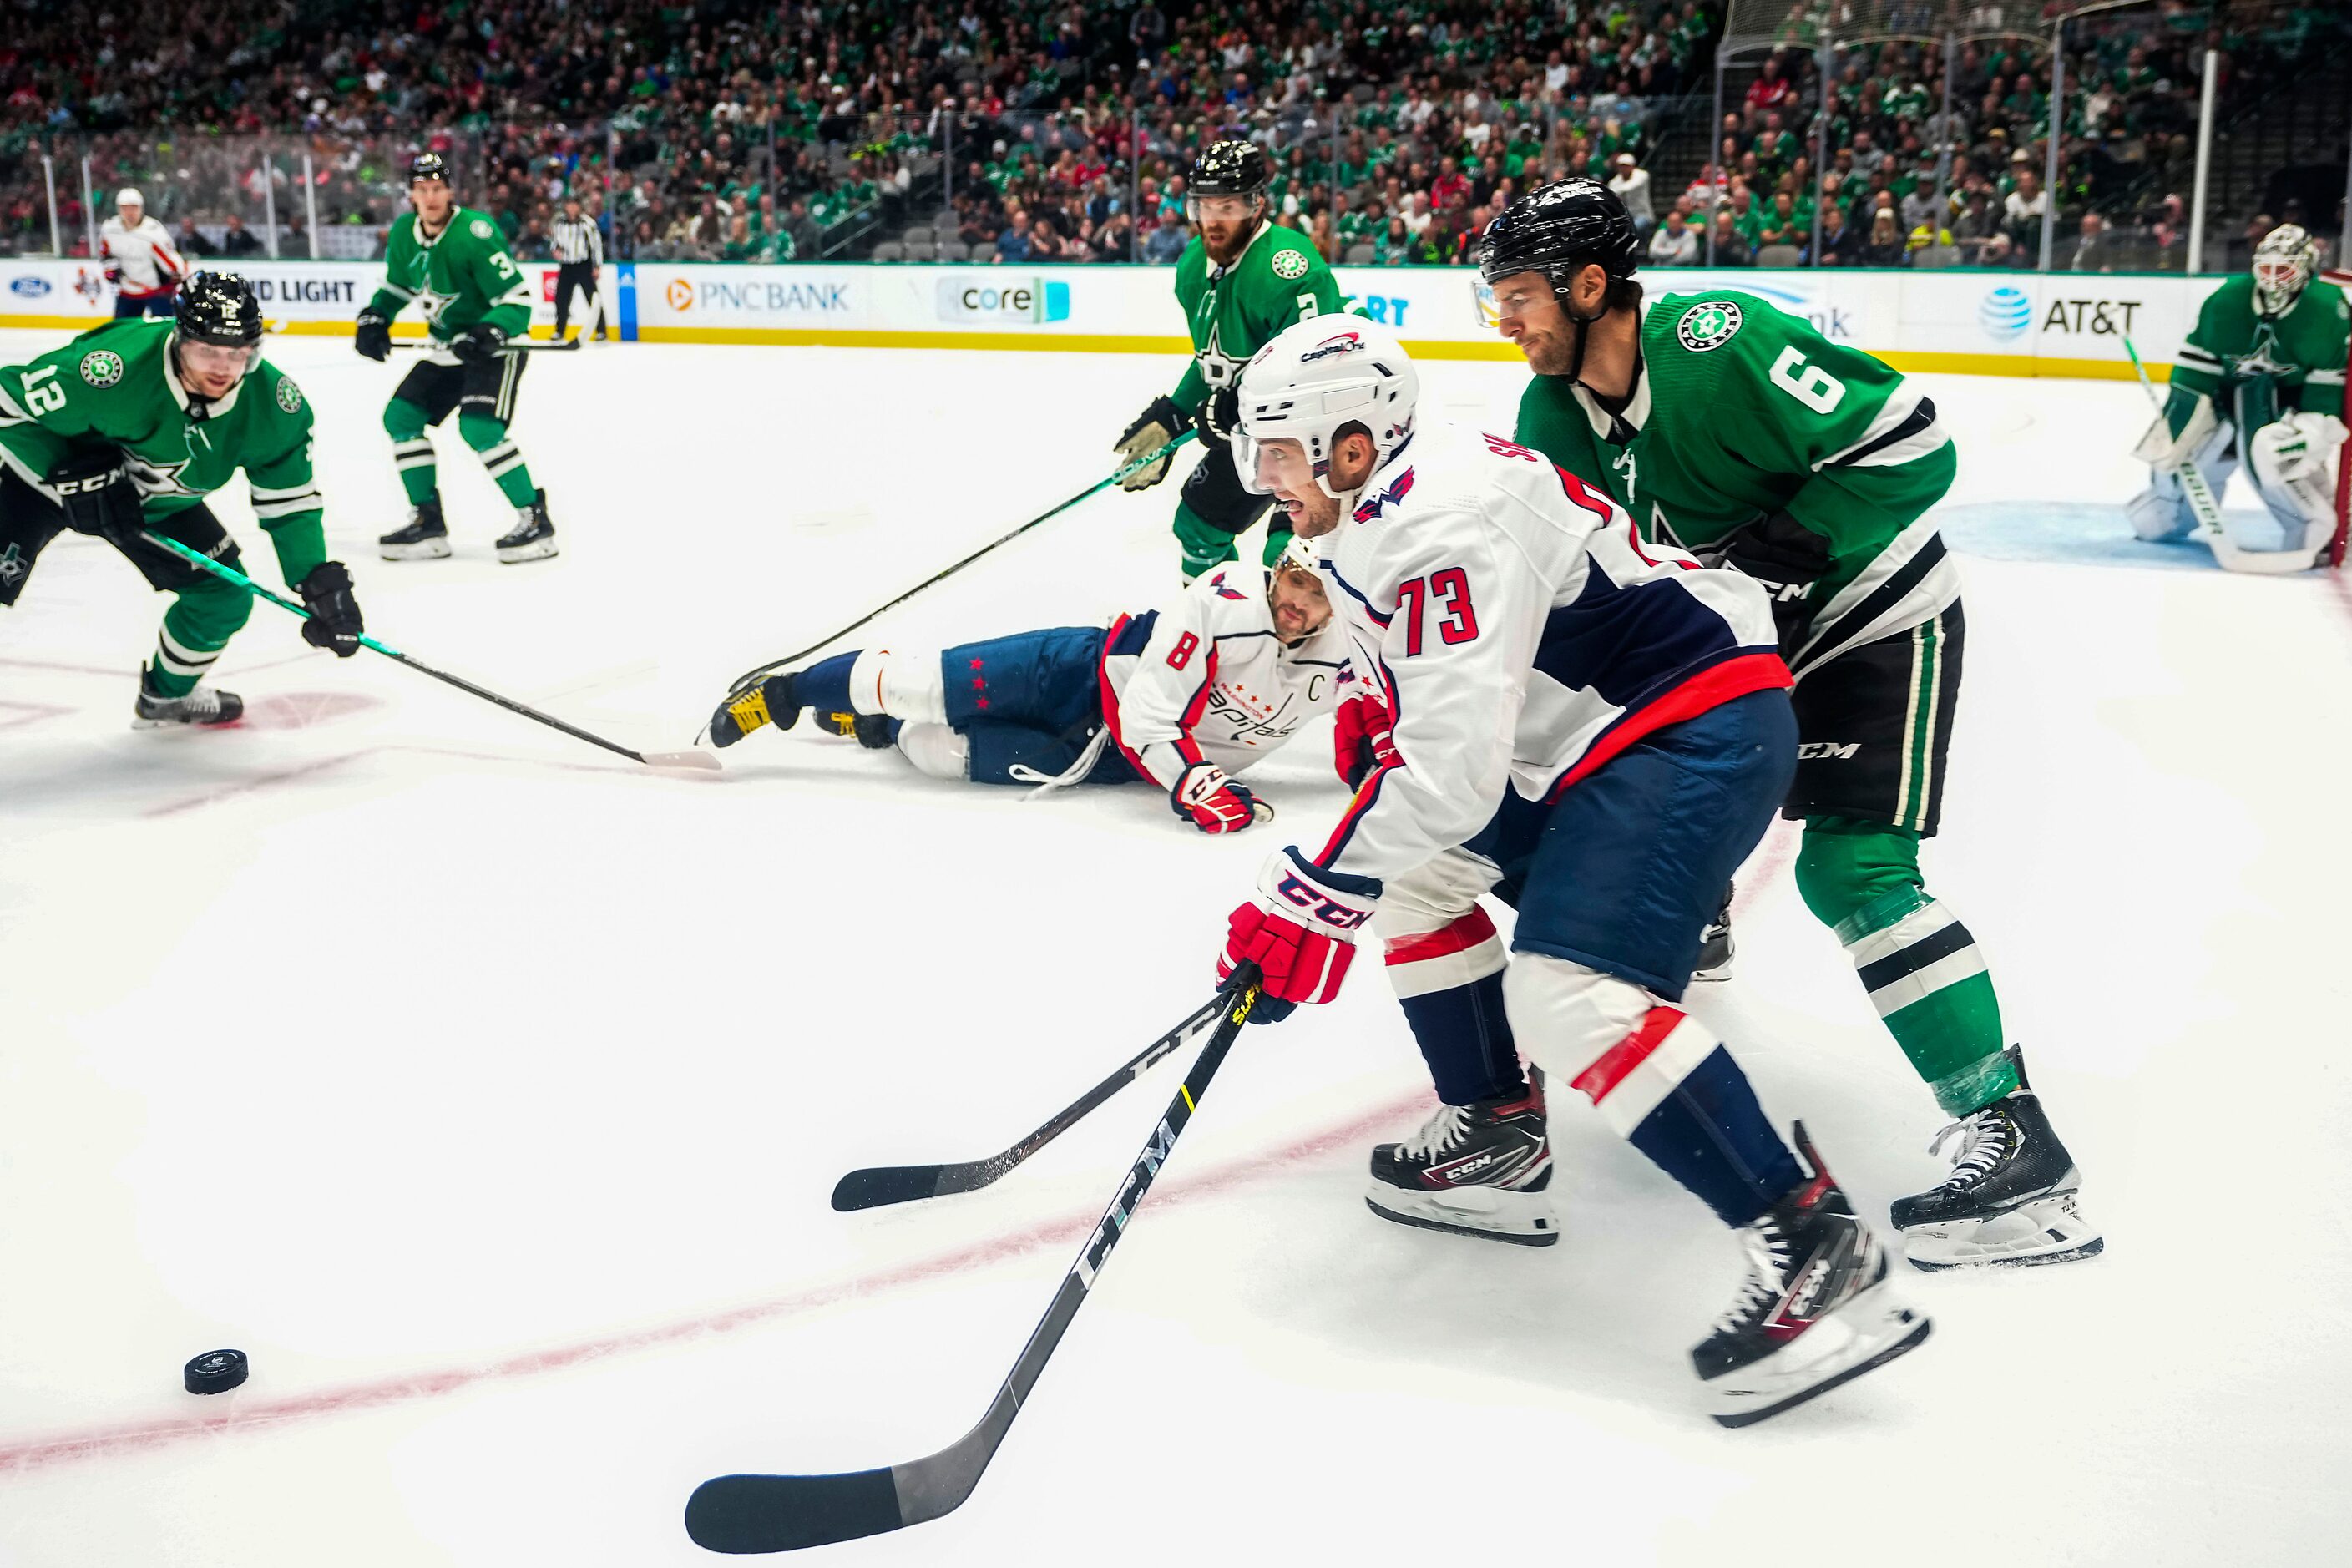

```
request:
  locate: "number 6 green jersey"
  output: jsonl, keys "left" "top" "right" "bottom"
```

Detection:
{"left": 366, "top": 206, "right": 534, "bottom": 346}
{"left": 1515, "top": 290, "right": 1959, "bottom": 675}
{"left": 1169, "top": 221, "right": 1345, "bottom": 413}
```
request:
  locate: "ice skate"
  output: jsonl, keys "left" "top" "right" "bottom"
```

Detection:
{"left": 1891, "top": 1048, "right": 2102, "bottom": 1271}
{"left": 132, "top": 671, "right": 243, "bottom": 728}
{"left": 1366, "top": 1084, "right": 1556, "bottom": 1247}
{"left": 1694, "top": 1122, "right": 1930, "bottom": 1427}
{"left": 1692, "top": 882, "right": 1735, "bottom": 983}
{"left": 378, "top": 497, "right": 451, "bottom": 559}
{"left": 709, "top": 672, "right": 802, "bottom": 748}
{"left": 495, "top": 488, "right": 559, "bottom": 563}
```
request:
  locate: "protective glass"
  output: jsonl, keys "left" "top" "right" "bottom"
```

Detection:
{"left": 177, "top": 338, "right": 261, "bottom": 380}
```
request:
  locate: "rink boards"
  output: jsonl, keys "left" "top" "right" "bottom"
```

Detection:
{"left": 0, "top": 255, "right": 2209, "bottom": 381}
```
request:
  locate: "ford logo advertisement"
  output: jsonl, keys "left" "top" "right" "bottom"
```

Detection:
{"left": 8, "top": 276, "right": 52, "bottom": 297}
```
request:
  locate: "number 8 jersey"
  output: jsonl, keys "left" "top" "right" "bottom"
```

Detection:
{"left": 1308, "top": 423, "right": 1790, "bottom": 885}
{"left": 1514, "top": 289, "right": 1958, "bottom": 680}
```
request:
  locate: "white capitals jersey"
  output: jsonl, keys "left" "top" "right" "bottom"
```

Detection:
{"left": 1100, "top": 564, "right": 1353, "bottom": 789}
{"left": 1309, "top": 423, "right": 1792, "bottom": 885}
{"left": 99, "top": 216, "right": 186, "bottom": 296}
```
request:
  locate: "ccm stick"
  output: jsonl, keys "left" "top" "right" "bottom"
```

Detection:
{"left": 144, "top": 533, "right": 717, "bottom": 770}
{"left": 685, "top": 967, "right": 1262, "bottom": 1554}
{"left": 829, "top": 991, "right": 1228, "bottom": 1211}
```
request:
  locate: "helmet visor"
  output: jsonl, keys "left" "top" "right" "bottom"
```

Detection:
{"left": 1235, "top": 432, "right": 1317, "bottom": 498}
{"left": 177, "top": 336, "right": 261, "bottom": 381}
{"left": 1471, "top": 272, "right": 1500, "bottom": 330}
{"left": 1186, "top": 192, "right": 1257, "bottom": 227}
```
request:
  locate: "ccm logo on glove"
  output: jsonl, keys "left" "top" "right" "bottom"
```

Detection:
{"left": 1272, "top": 873, "right": 1374, "bottom": 930}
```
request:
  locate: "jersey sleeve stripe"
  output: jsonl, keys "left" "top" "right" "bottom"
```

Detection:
{"left": 1818, "top": 387, "right": 1940, "bottom": 471}
{"left": 1324, "top": 564, "right": 1393, "bottom": 627}
{"left": 379, "top": 283, "right": 418, "bottom": 301}
{"left": 2308, "top": 368, "right": 2346, "bottom": 386}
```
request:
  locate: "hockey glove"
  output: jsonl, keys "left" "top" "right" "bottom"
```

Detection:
{"left": 1715, "top": 510, "right": 1834, "bottom": 590}
{"left": 1220, "top": 847, "right": 1381, "bottom": 1022}
{"left": 296, "top": 560, "right": 366, "bottom": 657}
{"left": 2257, "top": 412, "right": 2349, "bottom": 483}
{"left": 1170, "top": 761, "right": 1266, "bottom": 833}
{"left": 1332, "top": 690, "right": 1399, "bottom": 789}
{"left": 104, "top": 265, "right": 124, "bottom": 287}
{"left": 1115, "top": 394, "right": 1186, "bottom": 491}
{"left": 450, "top": 323, "right": 508, "bottom": 365}
{"left": 1195, "top": 385, "right": 1242, "bottom": 444}
{"left": 46, "top": 447, "right": 144, "bottom": 547}
{"left": 354, "top": 308, "right": 392, "bottom": 362}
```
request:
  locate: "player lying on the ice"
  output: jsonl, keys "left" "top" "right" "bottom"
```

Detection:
{"left": 1213, "top": 315, "right": 1930, "bottom": 1426}
{"left": 2129, "top": 224, "right": 2349, "bottom": 574}
{"left": 706, "top": 544, "right": 1383, "bottom": 832}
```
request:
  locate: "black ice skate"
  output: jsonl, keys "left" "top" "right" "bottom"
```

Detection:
{"left": 1366, "top": 1083, "right": 1556, "bottom": 1247}
{"left": 132, "top": 671, "right": 243, "bottom": 728}
{"left": 1889, "top": 1048, "right": 2102, "bottom": 1271}
{"left": 1692, "top": 882, "right": 1736, "bottom": 983}
{"left": 812, "top": 710, "right": 897, "bottom": 748}
{"left": 378, "top": 497, "right": 450, "bottom": 560}
{"left": 708, "top": 673, "right": 802, "bottom": 748}
{"left": 496, "top": 489, "right": 559, "bottom": 564}
{"left": 1695, "top": 1122, "right": 1930, "bottom": 1428}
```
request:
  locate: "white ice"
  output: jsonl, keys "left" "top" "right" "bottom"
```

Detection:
{"left": 2, "top": 329, "right": 2348, "bottom": 1567}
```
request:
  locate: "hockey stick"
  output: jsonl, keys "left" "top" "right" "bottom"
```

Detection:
{"left": 684, "top": 965, "right": 1263, "bottom": 1555}
{"left": 705, "top": 430, "right": 1200, "bottom": 721}
{"left": 829, "top": 989, "right": 1229, "bottom": 1211}
{"left": 2122, "top": 332, "right": 2228, "bottom": 539}
{"left": 141, "top": 533, "right": 720, "bottom": 771}
{"left": 389, "top": 336, "right": 579, "bottom": 353}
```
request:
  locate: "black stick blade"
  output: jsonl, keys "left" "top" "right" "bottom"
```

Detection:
{"left": 684, "top": 1469, "right": 903, "bottom": 1554}
{"left": 829, "top": 1164, "right": 946, "bottom": 1212}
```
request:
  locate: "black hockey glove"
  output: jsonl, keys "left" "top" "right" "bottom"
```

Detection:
{"left": 296, "top": 560, "right": 366, "bottom": 657}
{"left": 47, "top": 447, "right": 144, "bottom": 547}
{"left": 354, "top": 308, "right": 392, "bottom": 362}
{"left": 450, "top": 322, "right": 508, "bottom": 365}
{"left": 1714, "top": 510, "right": 1834, "bottom": 591}
{"left": 1114, "top": 394, "right": 1187, "bottom": 491}
{"left": 1195, "top": 384, "right": 1242, "bottom": 444}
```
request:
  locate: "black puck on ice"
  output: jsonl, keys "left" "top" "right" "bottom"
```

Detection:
{"left": 184, "top": 1348, "right": 249, "bottom": 1395}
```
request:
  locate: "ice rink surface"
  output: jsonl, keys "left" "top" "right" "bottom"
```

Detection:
{"left": 3, "top": 326, "right": 2349, "bottom": 1566}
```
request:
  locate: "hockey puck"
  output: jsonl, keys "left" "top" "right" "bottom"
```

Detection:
{"left": 183, "top": 1348, "right": 249, "bottom": 1395}
{"left": 1250, "top": 798, "right": 1277, "bottom": 824}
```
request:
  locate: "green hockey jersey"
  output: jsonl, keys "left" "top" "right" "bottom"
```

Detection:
{"left": 1515, "top": 290, "right": 1958, "bottom": 675}
{"left": 0, "top": 317, "right": 326, "bottom": 583}
{"left": 1170, "top": 221, "right": 1345, "bottom": 412}
{"left": 366, "top": 206, "right": 534, "bottom": 346}
{"left": 2167, "top": 272, "right": 2347, "bottom": 427}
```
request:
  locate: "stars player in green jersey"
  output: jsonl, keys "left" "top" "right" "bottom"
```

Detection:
{"left": 1464, "top": 180, "right": 2100, "bottom": 1271}
{"left": 357, "top": 153, "right": 556, "bottom": 564}
{"left": 0, "top": 272, "right": 367, "bottom": 725}
{"left": 1114, "top": 139, "right": 1345, "bottom": 582}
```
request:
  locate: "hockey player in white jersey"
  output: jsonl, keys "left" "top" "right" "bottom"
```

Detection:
{"left": 1213, "top": 317, "right": 1929, "bottom": 1424}
{"left": 706, "top": 546, "right": 1359, "bottom": 831}
{"left": 99, "top": 190, "right": 186, "bottom": 321}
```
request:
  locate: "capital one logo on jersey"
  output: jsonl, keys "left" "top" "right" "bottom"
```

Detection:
{"left": 933, "top": 276, "right": 1070, "bottom": 323}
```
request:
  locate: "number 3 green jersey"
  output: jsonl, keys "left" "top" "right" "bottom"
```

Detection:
{"left": 0, "top": 317, "right": 326, "bottom": 583}
{"left": 1515, "top": 290, "right": 1959, "bottom": 675}
{"left": 1170, "top": 221, "right": 1344, "bottom": 413}
{"left": 366, "top": 207, "right": 534, "bottom": 346}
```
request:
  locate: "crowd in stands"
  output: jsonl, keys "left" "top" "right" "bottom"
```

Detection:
{"left": 0, "top": 2, "right": 2341, "bottom": 271}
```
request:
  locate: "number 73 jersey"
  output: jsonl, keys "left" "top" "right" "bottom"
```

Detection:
{"left": 1306, "top": 424, "right": 1791, "bottom": 887}
{"left": 1515, "top": 290, "right": 1959, "bottom": 676}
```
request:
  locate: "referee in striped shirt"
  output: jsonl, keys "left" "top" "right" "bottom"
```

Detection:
{"left": 551, "top": 196, "right": 606, "bottom": 341}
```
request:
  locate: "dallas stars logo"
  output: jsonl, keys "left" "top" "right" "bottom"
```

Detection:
{"left": 125, "top": 452, "right": 198, "bottom": 498}
{"left": 1677, "top": 301, "right": 1743, "bottom": 352}
{"left": 80, "top": 349, "right": 124, "bottom": 387}
{"left": 0, "top": 541, "right": 26, "bottom": 590}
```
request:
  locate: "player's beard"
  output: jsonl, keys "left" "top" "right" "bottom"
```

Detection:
{"left": 1517, "top": 327, "right": 1577, "bottom": 378}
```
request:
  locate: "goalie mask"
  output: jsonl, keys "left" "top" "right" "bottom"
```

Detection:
{"left": 2252, "top": 225, "right": 2318, "bottom": 318}
{"left": 1232, "top": 317, "right": 1420, "bottom": 506}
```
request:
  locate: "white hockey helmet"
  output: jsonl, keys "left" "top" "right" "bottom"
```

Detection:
{"left": 2253, "top": 224, "right": 2318, "bottom": 317}
{"left": 116, "top": 187, "right": 144, "bottom": 210}
{"left": 1232, "top": 316, "right": 1419, "bottom": 504}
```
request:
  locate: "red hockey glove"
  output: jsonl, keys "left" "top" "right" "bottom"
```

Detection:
{"left": 1219, "top": 848, "right": 1381, "bottom": 1019}
{"left": 1332, "top": 690, "right": 1399, "bottom": 789}
{"left": 1170, "top": 761, "right": 1266, "bottom": 834}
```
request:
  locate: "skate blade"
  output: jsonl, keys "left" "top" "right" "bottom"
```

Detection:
{"left": 129, "top": 714, "right": 241, "bottom": 730}
{"left": 1689, "top": 963, "right": 1734, "bottom": 985}
{"left": 1707, "top": 1283, "right": 1930, "bottom": 1429}
{"left": 1903, "top": 1192, "right": 2104, "bottom": 1272}
{"left": 380, "top": 539, "right": 453, "bottom": 560}
{"left": 496, "top": 538, "right": 559, "bottom": 564}
{"left": 1364, "top": 1185, "right": 1558, "bottom": 1247}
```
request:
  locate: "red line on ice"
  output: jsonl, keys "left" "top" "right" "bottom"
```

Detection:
{"left": 0, "top": 1089, "right": 1432, "bottom": 1477}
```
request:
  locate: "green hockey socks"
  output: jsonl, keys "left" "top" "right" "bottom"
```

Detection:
{"left": 384, "top": 397, "right": 537, "bottom": 509}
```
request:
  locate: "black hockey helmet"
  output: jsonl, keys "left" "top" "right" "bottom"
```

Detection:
{"left": 1476, "top": 180, "right": 1641, "bottom": 384}
{"left": 1188, "top": 138, "right": 1271, "bottom": 200}
{"left": 409, "top": 150, "right": 451, "bottom": 186}
{"left": 175, "top": 271, "right": 265, "bottom": 348}
{"left": 1479, "top": 178, "right": 1641, "bottom": 291}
